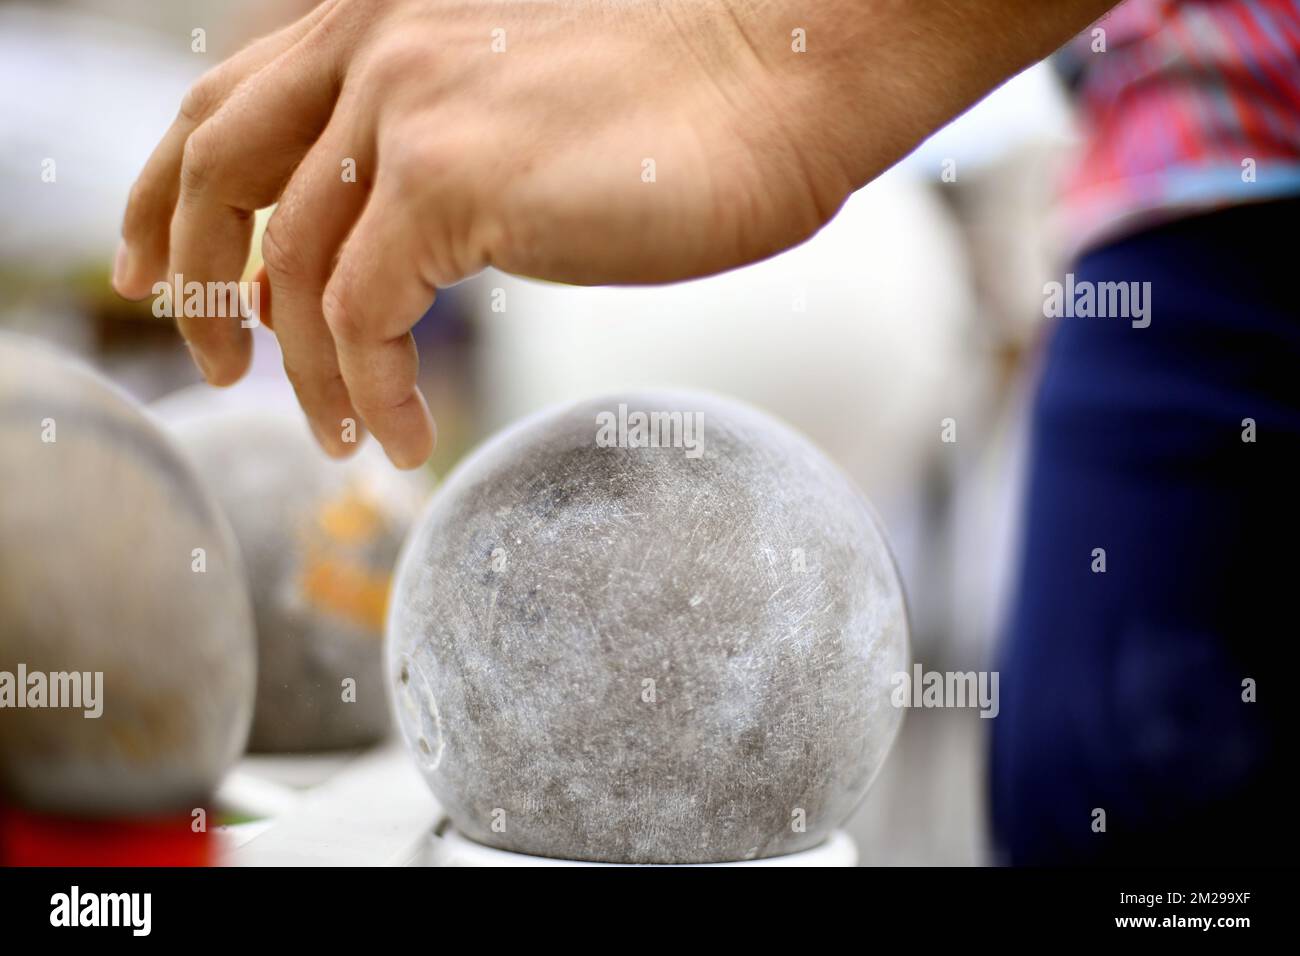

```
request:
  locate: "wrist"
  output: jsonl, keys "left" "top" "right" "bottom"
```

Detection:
{"left": 655, "top": 0, "right": 864, "bottom": 221}
{"left": 747, "top": 0, "right": 1117, "bottom": 190}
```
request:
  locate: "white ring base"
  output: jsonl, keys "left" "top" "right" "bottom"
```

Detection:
{"left": 426, "top": 825, "right": 857, "bottom": 867}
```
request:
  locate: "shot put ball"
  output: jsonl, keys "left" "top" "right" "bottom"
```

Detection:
{"left": 159, "top": 396, "right": 430, "bottom": 752}
{"left": 389, "top": 390, "right": 910, "bottom": 864}
{"left": 0, "top": 334, "right": 255, "bottom": 816}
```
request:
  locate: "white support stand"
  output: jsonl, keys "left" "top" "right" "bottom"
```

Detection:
{"left": 426, "top": 824, "right": 858, "bottom": 867}
{"left": 219, "top": 744, "right": 859, "bottom": 867}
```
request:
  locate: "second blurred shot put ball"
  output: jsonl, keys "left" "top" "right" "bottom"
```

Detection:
{"left": 0, "top": 335, "right": 254, "bottom": 816}
{"left": 389, "top": 391, "right": 910, "bottom": 864}
{"left": 159, "top": 395, "right": 430, "bottom": 752}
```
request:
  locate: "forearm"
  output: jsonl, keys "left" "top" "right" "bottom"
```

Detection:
{"left": 731, "top": 0, "right": 1117, "bottom": 197}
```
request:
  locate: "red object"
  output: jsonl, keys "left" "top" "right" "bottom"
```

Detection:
{"left": 0, "top": 802, "right": 216, "bottom": 867}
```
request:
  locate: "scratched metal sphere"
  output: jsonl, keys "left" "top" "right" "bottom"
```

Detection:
{"left": 0, "top": 334, "right": 255, "bottom": 815}
{"left": 160, "top": 394, "right": 430, "bottom": 752}
{"left": 389, "top": 391, "right": 910, "bottom": 863}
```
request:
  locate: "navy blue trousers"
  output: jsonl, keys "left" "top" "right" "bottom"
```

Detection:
{"left": 990, "top": 199, "right": 1300, "bottom": 865}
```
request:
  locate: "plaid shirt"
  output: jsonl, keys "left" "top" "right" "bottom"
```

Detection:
{"left": 1057, "top": 0, "right": 1300, "bottom": 255}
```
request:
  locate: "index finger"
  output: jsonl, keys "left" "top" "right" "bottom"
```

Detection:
{"left": 112, "top": 0, "right": 339, "bottom": 300}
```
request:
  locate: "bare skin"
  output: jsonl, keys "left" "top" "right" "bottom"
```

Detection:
{"left": 114, "top": 0, "right": 1114, "bottom": 468}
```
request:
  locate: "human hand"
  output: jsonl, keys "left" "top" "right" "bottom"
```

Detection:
{"left": 114, "top": 0, "right": 851, "bottom": 467}
{"left": 114, "top": 0, "right": 1113, "bottom": 468}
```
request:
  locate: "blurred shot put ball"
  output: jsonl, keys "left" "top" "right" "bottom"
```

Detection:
{"left": 155, "top": 388, "right": 431, "bottom": 752}
{"left": 0, "top": 334, "right": 255, "bottom": 816}
{"left": 389, "top": 391, "right": 910, "bottom": 864}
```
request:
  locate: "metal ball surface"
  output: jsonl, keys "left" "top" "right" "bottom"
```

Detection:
{"left": 389, "top": 391, "right": 909, "bottom": 863}
{"left": 0, "top": 335, "right": 255, "bottom": 815}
